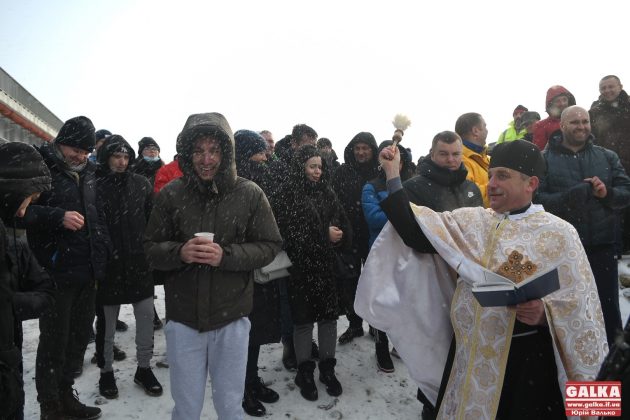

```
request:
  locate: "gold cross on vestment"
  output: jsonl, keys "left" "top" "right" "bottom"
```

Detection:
{"left": 498, "top": 251, "right": 537, "bottom": 283}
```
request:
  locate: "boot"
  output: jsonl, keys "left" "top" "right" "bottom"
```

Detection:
{"left": 134, "top": 367, "right": 163, "bottom": 396}
{"left": 59, "top": 388, "right": 102, "bottom": 419}
{"left": 242, "top": 386, "right": 266, "bottom": 417}
{"left": 248, "top": 377, "right": 279, "bottom": 403}
{"left": 282, "top": 337, "right": 297, "bottom": 371}
{"left": 338, "top": 326, "right": 364, "bottom": 344}
{"left": 99, "top": 371, "right": 119, "bottom": 399}
{"left": 40, "top": 400, "right": 62, "bottom": 420}
{"left": 318, "top": 358, "right": 342, "bottom": 397}
{"left": 295, "top": 361, "right": 318, "bottom": 401}
{"left": 115, "top": 320, "right": 128, "bottom": 332}
{"left": 375, "top": 342, "right": 395, "bottom": 373}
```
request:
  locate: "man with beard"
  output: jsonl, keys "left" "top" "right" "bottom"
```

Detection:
{"left": 144, "top": 112, "right": 282, "bottom": 419}
{"left": 533, "top": 85, "right": 576, "bottom": 150}
{"left": 535, "top": 105, "right": 630, "bottom": 346}
{"left": 23, "top": 116, "right": 108, "bottom": 420}
{"left": 332, "top": 132, "right": 379, "bottom": 344}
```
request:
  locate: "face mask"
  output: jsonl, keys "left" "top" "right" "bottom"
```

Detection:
{"left": 143, "top": 156, "right": 160, "bottom": 162}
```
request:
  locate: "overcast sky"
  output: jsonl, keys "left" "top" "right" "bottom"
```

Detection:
{"left": 2, "top": 0, "right": 628, "bottom": 161}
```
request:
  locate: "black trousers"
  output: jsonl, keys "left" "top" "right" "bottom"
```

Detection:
{"left": 496, "top": 328, "right": 566, "bottom": 420}
{"left": 586, "top": 245, "right": 622, "bottom": 346}
{"left": 35, "top": 281, "right": 96, "bottom": 402}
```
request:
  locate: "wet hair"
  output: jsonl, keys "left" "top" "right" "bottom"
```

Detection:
{"left": 600, "top": 75, "right": 621, "bottom": 84}
{"left": 455, "top": 113, "right": 483, "bottom": 138}
{"left": 291, "top": 124, "right": 318, "bottom": 144}
{"left": 431, "top": 131, "right": 462, "bottom": 150}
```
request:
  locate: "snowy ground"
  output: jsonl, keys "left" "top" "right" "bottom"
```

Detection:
{"left": 21, "top": 260, "right": 630, "bottom": 420}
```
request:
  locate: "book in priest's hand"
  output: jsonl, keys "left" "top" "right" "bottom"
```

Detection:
{"left": 468, "top": 265, "right": 560, "bottom": 308}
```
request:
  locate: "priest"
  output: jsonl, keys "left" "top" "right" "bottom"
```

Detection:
{"left": 355, "top": 140, "right": 608, "bottom": 419}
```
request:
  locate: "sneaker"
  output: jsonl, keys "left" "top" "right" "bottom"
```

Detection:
{"left": 59, "top": 388, "right": 101, "bottom": 419}
{"left": 376, "top": 343, "right": 395, "bottom": 373}
{"left": 338, "top": 326, "right": 364, "bottom": 345}
{"left": 134, "top": 367, "right": 163, "bottom": 396}
{"left": 115, "top": 320, "right": 128, "bottom": 332}
{"left": 98, "top": 371, "right": 118, "bottom": 399}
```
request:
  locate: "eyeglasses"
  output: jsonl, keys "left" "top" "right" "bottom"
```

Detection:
{"left": 144, "top": 146, "right": 159, "bottom": 152}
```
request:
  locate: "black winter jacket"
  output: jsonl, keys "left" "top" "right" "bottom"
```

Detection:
{"left": 332, "top": 133, "right": 379, "bottom": 260}
{"left": 24, "top": 143, "right": 110, "bottom": 287}
{"left": 590, "top": 90, "right": 630, "bottom": 172}
{"left": 404, "top": 159, "right": 483, "bottom": 210}
{"left": 535, "top": 133, "right": 630, "bottom": 247}
{"left": 131, "top": 158, "right": 163, "bottom": 186}
{"left": 96, "top": 166, "right": 154, "bottom": 305}
{"left": 276, "top": 147, "right": 352, "bottom": 324}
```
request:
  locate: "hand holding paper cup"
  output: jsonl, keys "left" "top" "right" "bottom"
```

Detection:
{"left": 194, "top": 232, "right": 214, "bottom": 242}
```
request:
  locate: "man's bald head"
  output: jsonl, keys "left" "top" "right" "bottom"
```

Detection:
{"left": 560, "top": 106, "right": 591, "bottom": 151}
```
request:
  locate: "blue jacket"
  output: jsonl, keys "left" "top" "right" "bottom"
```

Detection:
{"left": 362, "top": 178, "right": 389, "bottom": 250}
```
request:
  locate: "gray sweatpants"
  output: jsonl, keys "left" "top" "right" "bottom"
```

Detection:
{"left": 165, "top": 317, "right": 250, "bottom": 420}
{"left": 101, "top": 296, "right": 154, "bottom": 372}
{"left": 294, "top": 319, "right": 337, "bottom": 364}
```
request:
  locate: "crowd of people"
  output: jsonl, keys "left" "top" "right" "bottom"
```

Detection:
{"left": 1, "top": 74, "right": 630, "bottom": 420}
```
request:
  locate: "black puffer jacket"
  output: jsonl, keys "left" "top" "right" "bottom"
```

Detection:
{"left": 24, "top": 143, "right": 110, "bottom": 287}
{"left": 131, "top": 157, "right": 164, "bottom": 186}
{"left": 332, "top": 132, "right": 379, "bottom": 260}
{"left": 404, "top": 159, "right": 483, "bottom": 210}
{"left": 590, "top": 90, "right": 630, "bottom": 172}
{"left": 535, "top": 133, "right": 630, "bottom": 247}
{"left": 96, "top": 136, "right": 154, "bottom": 305}
{"left": 276, "top": 146, "right": 352, "bottom": 324}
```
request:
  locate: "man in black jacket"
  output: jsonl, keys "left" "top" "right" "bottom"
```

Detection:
{"left": 0, "top": 142, "right": 54, "bottom": 420}
{"left": 332, "top": 132, "right": 379, "bottom": 344}
{"left": 590, "top": 75, "right": 630, "bottom": 254}
{"left": 404, "top": 131, "right": 482, "bottom": 210}
{"left": 23, "top": 116, "right": 108, "bottom": 420}
{"left": 535, "top": 105, "right": 630, "bottom": 346}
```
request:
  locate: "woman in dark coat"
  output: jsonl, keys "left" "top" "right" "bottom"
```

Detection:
{"left": 95, "top": 135, "right": 162, "bottom": 399}
{"left": 130, "top": 137, "right": 164, "bottom": 186}
{"left": 234, "top": 130, "right": 281, "bottom": 417}
{"left": 276, "top": 145, "right": 352, "bottom": 402}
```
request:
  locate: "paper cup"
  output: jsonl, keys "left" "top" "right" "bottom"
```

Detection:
{"left": 194, "top": 232, "right": 214, "bottom": 242}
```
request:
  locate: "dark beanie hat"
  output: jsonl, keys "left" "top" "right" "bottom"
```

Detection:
{"left": 0, "top": 142, "right": 52, "bottom": 220}
{"left": 54, "top": 116, "right": 96, "bottom": 152}
{"left": 317, "top": 137, "right": 333, "bottom": 149}
{"left": 138, "top": 137, "right": 160, "bottom": 156}
{"left": 95, "top": 129, "right": 112, "bottom": 141}
{"left": 234, "top": 130, "right": 268, "bottom": 162}
{"left": 490, "top": 139, "right": 546, "bottom": 178}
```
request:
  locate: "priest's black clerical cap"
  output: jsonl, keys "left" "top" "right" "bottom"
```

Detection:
{"left": 490, "top": 139, "right": 546, "bottom": 178}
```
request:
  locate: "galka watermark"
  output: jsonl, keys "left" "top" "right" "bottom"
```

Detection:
{"left": 565, "top": 381, "right": 621, "bottom": 417}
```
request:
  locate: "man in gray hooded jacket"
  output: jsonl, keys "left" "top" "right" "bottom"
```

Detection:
{"left": 144, "top": 112, "right": 282, "bottom": 420}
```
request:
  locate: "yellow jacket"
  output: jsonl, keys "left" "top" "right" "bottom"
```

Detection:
{"left": 462, "top": 145, "right": 490, "bottom": 207}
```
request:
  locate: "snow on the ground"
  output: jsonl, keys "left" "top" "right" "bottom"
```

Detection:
{"left": 21, "top": 258, "right": 630, "bottom": 420}
{"left": 21, "top": 285, "right": 421, "bottom": 420}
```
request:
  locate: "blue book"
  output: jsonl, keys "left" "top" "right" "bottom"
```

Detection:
{"left": 471, "top": 266, "right": 560, "bottom": 307}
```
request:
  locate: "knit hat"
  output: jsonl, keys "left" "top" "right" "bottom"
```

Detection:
{"left": 95, "top": 129, "right": 112, "bottom": 141}
{"left": 513, "top": 105, "right": 528, "bottom": 116}
{"left": 490, "top": 139, "right": 546, "bottom": 178}
{"left": 54, "top": 116, "right": 96, "bottom": 152}
{"left": 0, "top": 142, "right": 52, "bottom": 220}
{"left": 234, "top": 130, "right": 268, "bottom": 162}
{"left": 138, "top": 137, "right": 160, "bottom": 156}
